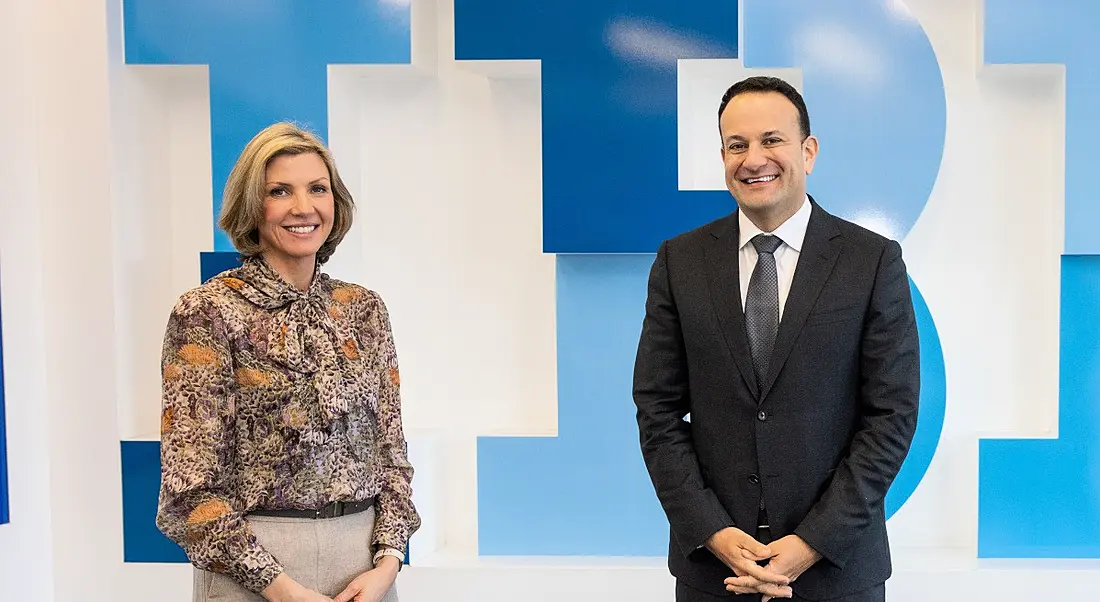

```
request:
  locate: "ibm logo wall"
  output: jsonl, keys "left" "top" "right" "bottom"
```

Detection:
{"left": 111, "top": 0, "right": 1100, "bottom": 574}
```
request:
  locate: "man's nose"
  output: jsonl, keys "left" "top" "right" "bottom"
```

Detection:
{"left": 742, "top": 143, "right": 768, "bottom": 169}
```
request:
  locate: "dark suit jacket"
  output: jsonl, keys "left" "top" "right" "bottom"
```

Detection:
{"left": 632, "top": 197, "right": 920, "bottom": 600}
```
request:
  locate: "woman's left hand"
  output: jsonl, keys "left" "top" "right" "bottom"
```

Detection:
{"left": 332, "top": 557, "right": 400, "bottom": 602}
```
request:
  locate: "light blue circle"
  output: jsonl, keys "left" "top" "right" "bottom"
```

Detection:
{"left": 885, "top": 277, "right": 946, "bottom": 517}
{"left": 743, "top": 0, "right": 946, "bottom": 242}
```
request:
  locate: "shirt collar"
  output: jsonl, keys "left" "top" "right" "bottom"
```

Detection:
{"left": 738, "top": 194, "right": 812, "bottom": 252}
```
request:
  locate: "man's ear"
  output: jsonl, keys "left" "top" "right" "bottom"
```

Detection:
{"left": 803, "top": 135, "right": 819, "bottom": 174}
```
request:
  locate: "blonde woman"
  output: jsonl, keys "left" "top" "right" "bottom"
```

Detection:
{"left": 156, "top": 122, "right": 419, "bottom": 602}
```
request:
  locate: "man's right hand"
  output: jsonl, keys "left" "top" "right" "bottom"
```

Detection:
{"left": 262, "top": 573, "right": 334, "bottom": 602}
{"left": 705, "top": 527, "right": 793, "bottom": 599}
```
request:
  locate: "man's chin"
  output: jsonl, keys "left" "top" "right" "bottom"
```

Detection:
{"left": 734, "top": 195, "right": 776, "bottom": 212}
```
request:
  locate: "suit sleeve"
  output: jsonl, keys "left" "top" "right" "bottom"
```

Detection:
{"left": 633, "top": 241, "right": 735, "bottom": 556}
{"left": 793, "top": 239, "right": 920, "bottom": 568}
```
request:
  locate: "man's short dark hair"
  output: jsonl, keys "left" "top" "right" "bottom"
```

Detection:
{"left": 718, "top": 76, "right": 811, "bottom": 140}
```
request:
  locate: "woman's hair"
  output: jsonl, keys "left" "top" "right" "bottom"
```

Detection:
{"left": 218, "top": 122, "right": 355, "bottom": 264}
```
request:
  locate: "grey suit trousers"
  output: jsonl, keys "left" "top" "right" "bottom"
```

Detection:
{"left": 192, "top": 506, "right": 400, "bottom": 601}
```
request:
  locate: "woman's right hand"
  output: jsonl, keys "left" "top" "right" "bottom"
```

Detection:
{"left": 263, "top": 573, "right": 335, "bottom": 602}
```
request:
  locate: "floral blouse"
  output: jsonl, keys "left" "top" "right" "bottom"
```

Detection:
{"left": 155, "top": 256, "right": 420, "bottom": 593}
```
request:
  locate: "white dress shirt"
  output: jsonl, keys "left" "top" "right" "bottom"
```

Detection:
{"left": 738, "top": 196, "right": 812, "bottom": 321}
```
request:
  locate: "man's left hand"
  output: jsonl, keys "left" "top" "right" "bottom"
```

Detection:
{"left": 332, "top": 557, "right": 400, "bottom": 602}
{"left": 724, "top": 535, "right": 821, "bottom": 600}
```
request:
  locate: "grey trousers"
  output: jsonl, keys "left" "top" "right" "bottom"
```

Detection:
{"left": 192, "top": 506, "right": 400, "bottom": 601}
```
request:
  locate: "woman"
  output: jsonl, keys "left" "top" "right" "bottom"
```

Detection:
{"left": 156, "top": 122, "right": 420, "bottom": 602}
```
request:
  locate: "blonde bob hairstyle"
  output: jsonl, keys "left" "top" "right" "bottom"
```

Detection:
{"left": 218, "top": 122, "right": 355, "bottom": 265}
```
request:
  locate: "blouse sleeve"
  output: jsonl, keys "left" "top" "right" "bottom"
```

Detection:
{"left": 154, "top": 292, "right": 284, "bottom": 593}
{"left": 367, "top": 292, "right": 422, "bottom": 554}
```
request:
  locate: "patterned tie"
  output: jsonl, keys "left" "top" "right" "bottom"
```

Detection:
{"left": 745, "top": 234, "right": 783, "bottom": 391}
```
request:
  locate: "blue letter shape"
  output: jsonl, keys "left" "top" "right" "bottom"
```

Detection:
{"left": 455, "top": 0, "right": 739, "bottom": 253}
{"left": 455, "top": 0, "right": 945, "bottom": 254}
{"left": 979, "top": 1, "right": 1100, "bottom": 557}
{"left": 470, "top": 0, "right": 947, "bottom": 554}
{"left": 741, "top": 0, "right": 944, "bottom": 243}
{"left": 479, "top": 255, "right": 672, "bottom": 555}
{"left": 981, "top": 1, "right": 1100, "bottom": 256}
{"left": 123, "top": 0, "right": 411, "bottom": 251}
{"left": 980, "top": 256, "right": 1100, "bottom": 557}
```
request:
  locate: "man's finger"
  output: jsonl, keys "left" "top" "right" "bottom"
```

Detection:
{"left": 734, "top": 559, "right": 790, "bottom": 585}
{"left": 741, "top": 547, "right": 774, "bottom": 561}
{"left": 725, "top": 583, "right": 758, "bottom": 595}
{"left": 738, "top": 537, "right": 773, "bottom": 559}
{"left": 724, "top": 577, "right": 792, "bottom": 599}
{"left": 757, "top": 582, "right": 793, "bottom": 598}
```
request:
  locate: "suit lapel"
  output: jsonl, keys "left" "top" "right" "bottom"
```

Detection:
{"left": 703, "top": 213, "right": 760, "bottom": 397}
{"left": 759, "top": 201, "right": 843, "bottom": 401}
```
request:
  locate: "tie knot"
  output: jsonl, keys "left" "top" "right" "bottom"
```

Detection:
{"left": 751, "top": 234, "right": 783, "bottom": 255}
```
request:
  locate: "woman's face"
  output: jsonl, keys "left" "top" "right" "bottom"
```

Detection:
{"left": 257, "top": 152, "right": 335, "bottom": 271}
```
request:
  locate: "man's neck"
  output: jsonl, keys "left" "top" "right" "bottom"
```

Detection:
{"left": 742, "top": 195, "right": 805, "bottom": 233}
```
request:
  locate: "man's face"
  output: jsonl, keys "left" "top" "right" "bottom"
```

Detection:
{"left": 719, "top": 91, "right": 817, "bottom": 225}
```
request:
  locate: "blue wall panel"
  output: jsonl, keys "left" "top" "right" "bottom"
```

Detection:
{"left": 478, "top": 255, "right": 668, "bottom": 555}
{"left": 0, "top": 275, "right": 8, "bottom": 526}
{"left": 200, "top": 251, "right": 242, "bottom": 283}
{"left": 979, "top": 256, "right": 1100, "bottom": 557}
{"left": 455, "top": 0, "right": 739, "bottom": 253}
{"left": 977, "top": 0, "right": 1100, "bottom": 558}
{"left": 740, "top": 0, "right": 944, "bottom": 242}
{"left": 122, "top": 0, "right": 411, "bottom": 251}
{"left": 121, "top": 440, "right": 187, "bottom": 562}
{"left": 454, "top": 0, "right": 945, "bottom": 254}
{"left": 982, "top": 1, "right": 1100, "bottom": 256}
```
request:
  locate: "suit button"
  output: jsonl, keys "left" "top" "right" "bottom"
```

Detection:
{"left": 757, "top": 411, "right": 767, "bottom": 421}
{"left": 748, "top": 474, "right": 760, "bottom": 484}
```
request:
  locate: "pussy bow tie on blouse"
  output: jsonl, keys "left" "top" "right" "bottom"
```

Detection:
{"left": 226, "top": 257, "right": 356, "bottom": 426}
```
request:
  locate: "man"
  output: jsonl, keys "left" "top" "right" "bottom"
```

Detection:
{"left": 632, "top": 76, "right": 919, "bottom": 602}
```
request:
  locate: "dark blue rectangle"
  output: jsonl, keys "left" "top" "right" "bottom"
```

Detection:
{"left": 0, "top": 278, "right": 9, "bottom": 525}
{"left": 200, "top": 251, "right": 242, "bottom": 283}
{"left": 121, "top": 437, "right": 414, "bottom": 564}
{"left": 120, "top": 440, "right": 188, "bottom": 562}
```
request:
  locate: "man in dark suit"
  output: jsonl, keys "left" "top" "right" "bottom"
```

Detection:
{"left": 632, "top": 76, "right": 919, "bottom": 602}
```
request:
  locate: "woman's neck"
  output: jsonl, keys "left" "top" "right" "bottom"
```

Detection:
{"left": 262, "top": 253, "right": 316, "bottom": 291}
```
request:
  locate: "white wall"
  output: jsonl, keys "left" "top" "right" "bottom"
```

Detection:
{"left": 891, "top": 0, "right": 1064, "bottom": 553}
{"left": 2, "top": 0, "right": 1099, "bottom": 600}
{"left": 0, "top": 0, "right": 125, "bottom": 600}
{"left": 0, "top": 0, "right": 57, "bottom": 597}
